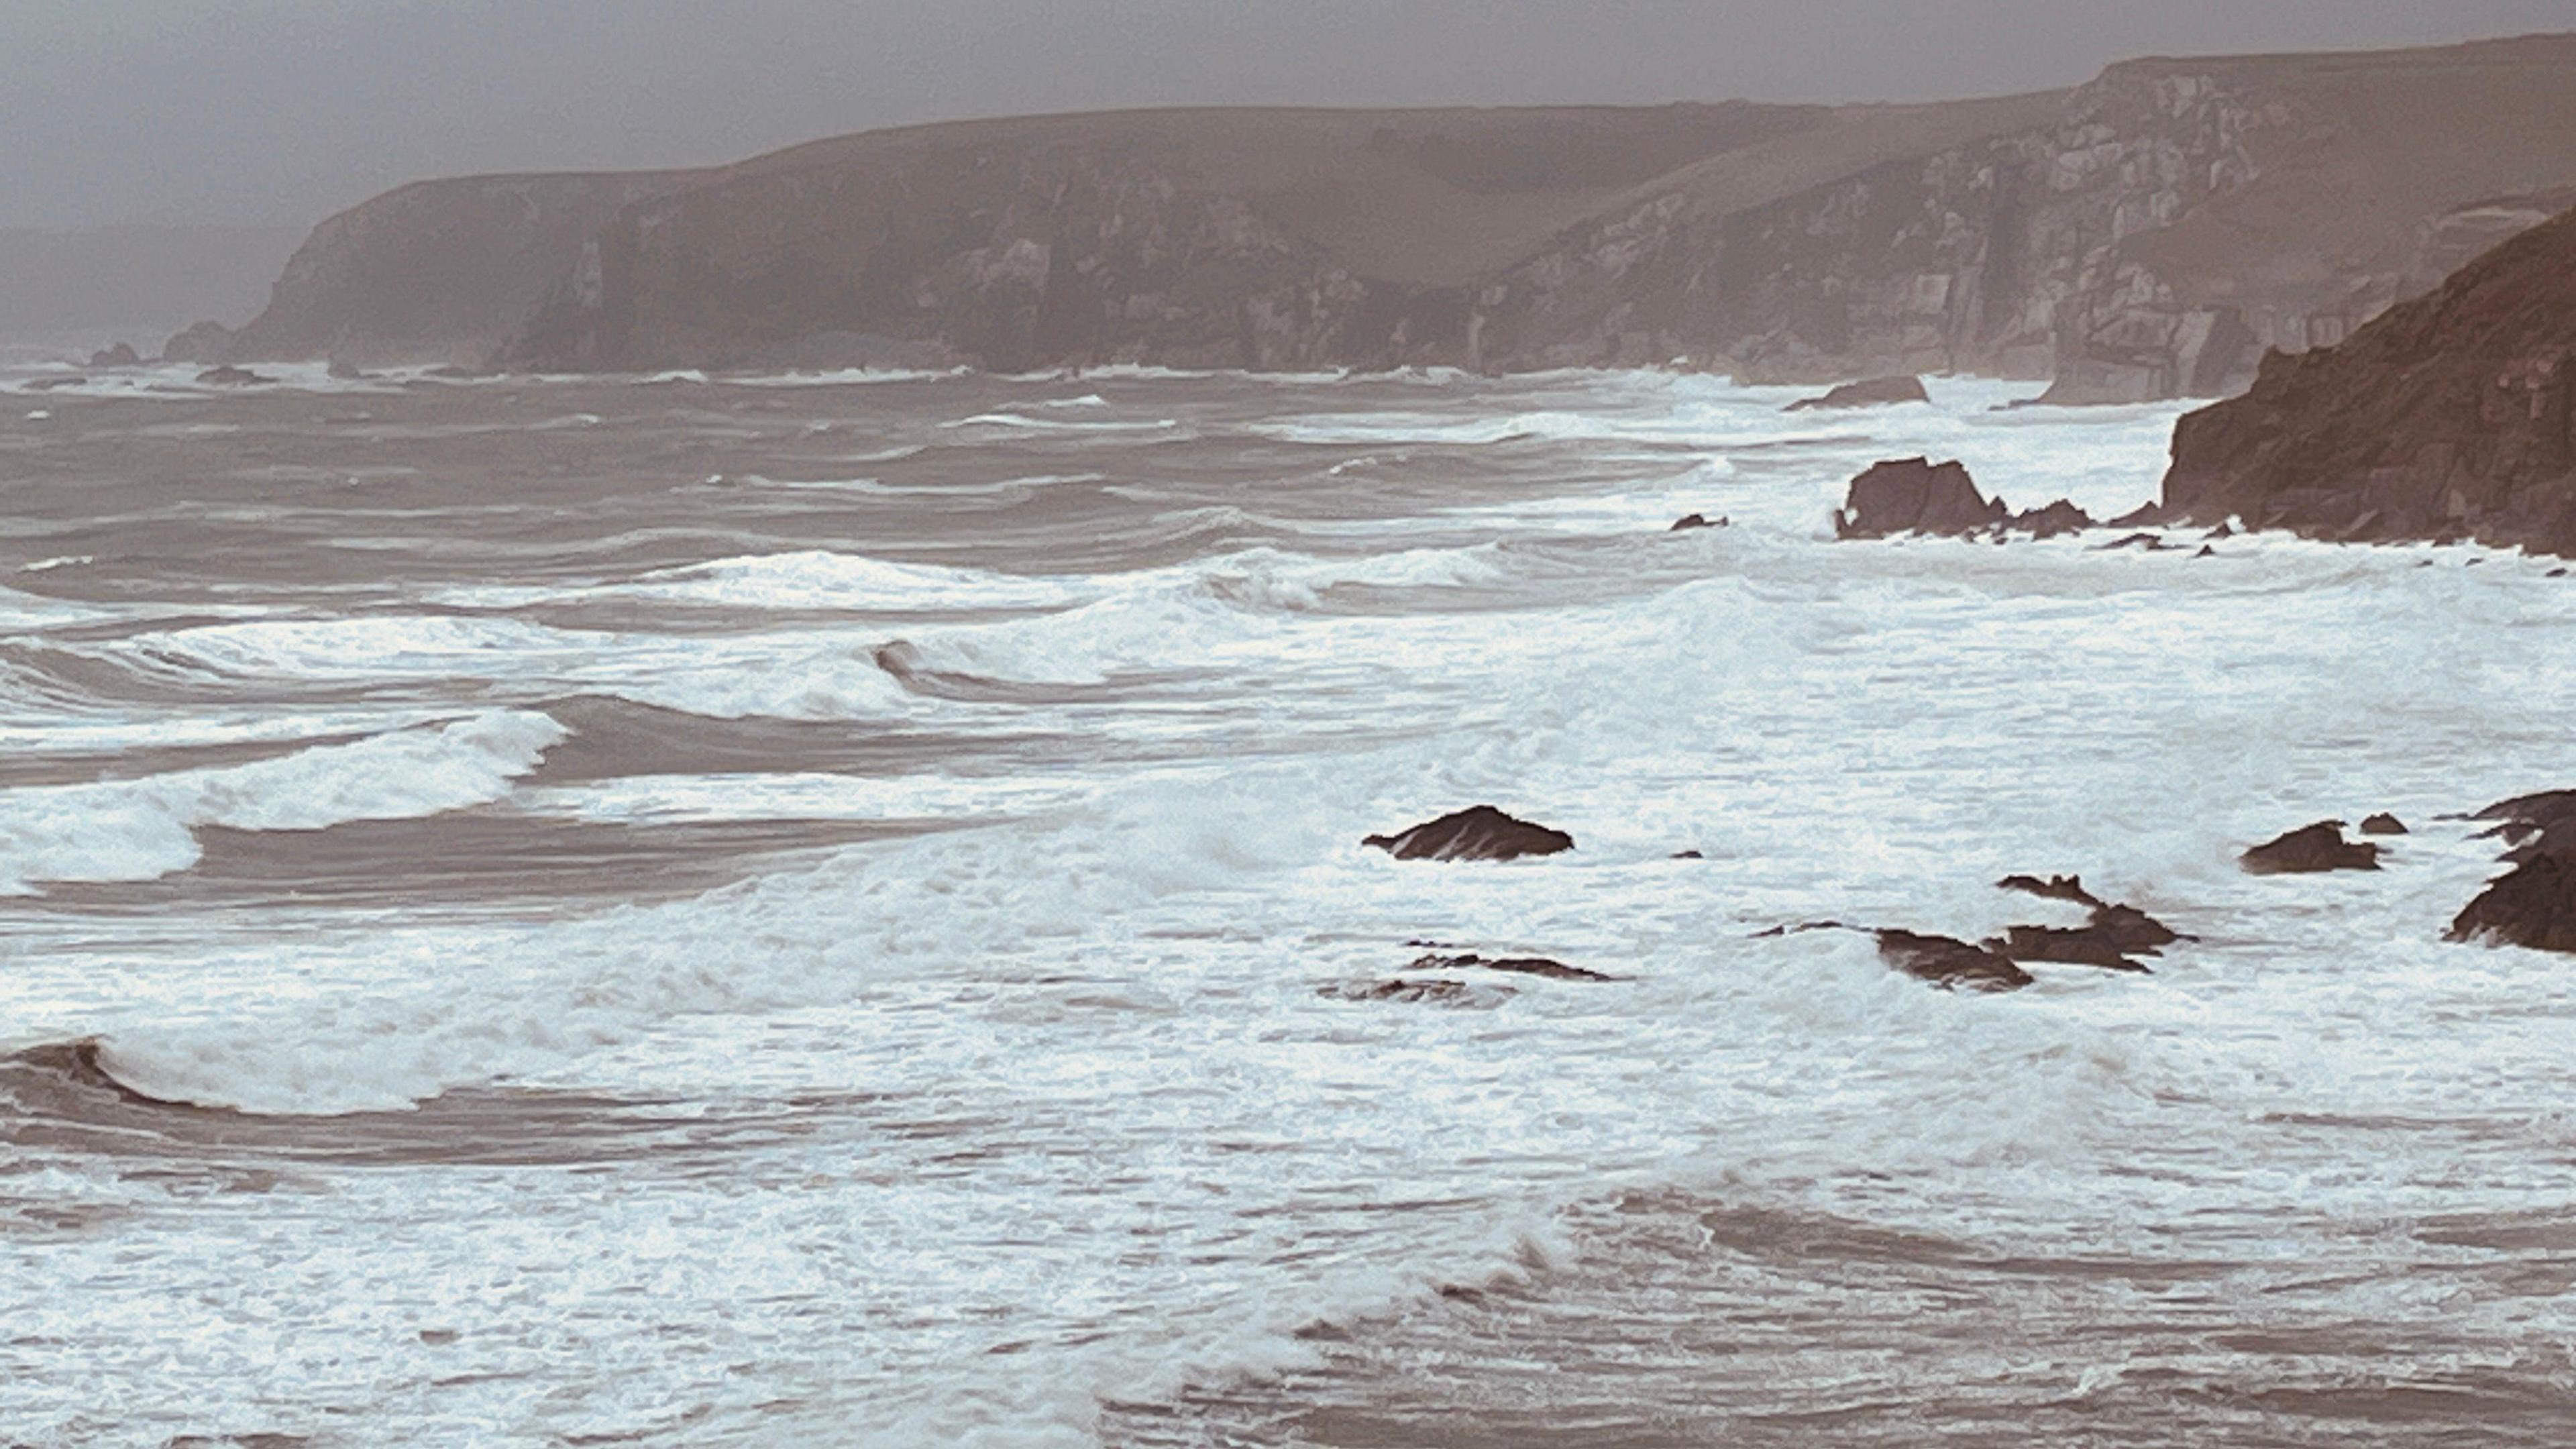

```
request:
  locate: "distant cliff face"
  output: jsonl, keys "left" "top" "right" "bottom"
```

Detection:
{"left": 2162, "top": 204, "right": 2576, "bottom": 551}
{"left": 227, "top": 171, "right": 703, "bottom": 366}
{"left": 219, "top": 36, "right": 2576, "bottom": 397}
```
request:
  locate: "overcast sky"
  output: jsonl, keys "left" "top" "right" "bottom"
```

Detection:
{"left": 6, "top": 0, "right": 2575, "bottom": 231}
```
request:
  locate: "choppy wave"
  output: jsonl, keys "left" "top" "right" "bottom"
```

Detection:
{"left": 0, "top": 709, "right": 563, "bottom": 892}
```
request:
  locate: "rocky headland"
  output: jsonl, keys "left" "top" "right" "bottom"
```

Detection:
{"left": 2161, "top": 200, "right": 2576, "bottom": 550}
{"left": 188, "top": 35, "right": 2576, "bottom": 398}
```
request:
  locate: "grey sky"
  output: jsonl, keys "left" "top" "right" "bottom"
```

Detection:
{"left": 7, "top": 0, "right": 2576, "bottom": 231}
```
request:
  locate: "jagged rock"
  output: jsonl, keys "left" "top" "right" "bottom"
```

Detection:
{"left": 1990, "top": 871, "right": 2181, "bottom": 971}
{"left": 1363, "top": 806, "right": 1573, "bottom": 861}
{"left": 1837, "top": 459, "right": 2098, "bottom": 542}
{"left": 2451, "top": 854, "right": 2576, "bottom": 952}
{"left": 1875, "top": 930, "right": 2034, "bottom": 992}
{"left": 1836, "top": 458, "right": 2007, "bottom": 539}
{"left": 2450, "top": 792, "right": 2576, "bottom": 951}
{"left": 160, "top": 320, "right": 236, "bottom": 365}
{"left": 87, "top": 342, "right": 140, "bottom": 368}
{"left": 1668, "top": 513, "right": 1726, "bottom": 531}
{"left": 194, "top": 366, "right": 271, "bottom": 387}
{"left": 2359, "top": 812, "right": 2409, "bottom": 835}
{"left": 1407, "top": 952, "right": 1613, "bottom": 982}
{"left": 2011, "top": 499, "right": 2096, "bottom": 538}
{"left": 2241, "top": 820, "right": 2381, "bottom": 875}
{"left": 1785, "top": 376, "right": 1929, "bottom": 411}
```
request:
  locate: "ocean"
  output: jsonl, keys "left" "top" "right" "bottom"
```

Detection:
{"left": 2, "top": 361, "right": 2571, "bottom": 1446}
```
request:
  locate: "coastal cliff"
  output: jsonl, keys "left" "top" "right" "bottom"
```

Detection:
{"left": 211, "top": 35, "right": 2576, "bottom": 395}
{"left": 2161, "top": 203, "right": 2576, "bottom": 550}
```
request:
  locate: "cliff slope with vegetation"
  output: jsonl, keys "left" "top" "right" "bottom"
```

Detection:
{"left": 207, "top": 35, "right": 2576, "bottom": 394}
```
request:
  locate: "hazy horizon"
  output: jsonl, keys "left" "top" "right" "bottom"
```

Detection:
{"left": 6, "top": 0, "right": 2576, "bottom": 233}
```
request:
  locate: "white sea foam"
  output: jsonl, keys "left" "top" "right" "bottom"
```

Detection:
{"left": 433, "top": 550, "right": 1087, "bottom": 614}
{"left": 0, "top": 709, "right": 563, "bottom": 892}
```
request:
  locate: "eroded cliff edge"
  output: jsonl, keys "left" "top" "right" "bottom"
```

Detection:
{"left": 211, "top": 34, "right": 2576, "bottom": 396}
{"left": 2162, "top": 203, "right": 2576, "bottom": 551}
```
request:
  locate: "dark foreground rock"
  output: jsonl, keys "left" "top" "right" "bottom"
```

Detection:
{"left": 1764, "top": 871, "right": 2182, "bottom": 991}
{"left": 1836, "top": 458, "right": 2096, "bottom": 540}
{"left": 1364, "top": 806, "right": 1573, "bottom": 861}
{"left": 1786, "top": 376, "right": 1929, "bottom": 411}
{"left": 1875, "top": 930, "right": 2035, "bottom": 992}
{"left": 2449, "top": 791, "right": 2576, "bottom": 952}
{"left": 2241, "top": 820, "right": 2382, "bottom": 875}
{"left": 2359, "top": 812, "right": 2410, "bottom": 835}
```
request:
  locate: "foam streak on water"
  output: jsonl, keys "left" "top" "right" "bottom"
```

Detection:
{"left": 0, "top": 366, "right": 2571, "bottom": 1447}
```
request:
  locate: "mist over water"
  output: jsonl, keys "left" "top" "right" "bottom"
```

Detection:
{"left": 2, "top": 362, "right": 2573, "bottom": 1446}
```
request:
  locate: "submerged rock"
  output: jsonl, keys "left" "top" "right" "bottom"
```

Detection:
{"left": 1786, "top": 375, "right": 1929, "bottom": 411}
{"left": 2241, "top": 820, "right": 2381, "bottom": 875}
{"left": 2359, "top": 812, "right": 2410, "bottom": 836}
{"left": 1668, "top": 513, "right": 1725, "bottom": 531}
{"left": 1835, "top": 458, "right": 2006, "bottom": 539}
{"left": 1407, "top": 951, "right": 1613, "bottom": 982}
{"left": 1321, "top": 978, "right": 1507, "bottom": 1007}
{"left": 1364, "top": 806, "right": 1573, "bottom": 861}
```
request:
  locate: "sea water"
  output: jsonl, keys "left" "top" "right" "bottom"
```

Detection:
{"left": 1, "top": 364, "right": 2570, "bottom": 1446}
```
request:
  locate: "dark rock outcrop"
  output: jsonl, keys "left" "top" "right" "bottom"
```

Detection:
{"left": 1768, "top": 873, "right": 2181, "bottom": 992}
{"left": 2359, "top": 812, "right": 2409, "bottom": 836}
{"left": 2449, "top": 791, "right": 2576, "bottom": 952}
{"left": 1837, "top": 458, "right": 2006, "bottom": 539}
{"left": 1668, "top": 513, "right": 1725, "bottom": 531}
{"left": 1786, "top": 376, "right": 1929, "bottom": 411}
{"left": 1363, "top": 806, "right": 1573, "bottom": 861}
{"left": 206, "top": 37, "right": 2576, "bottom": 388}
{"left": 1990, "top": 872, "right": 2181, "bottom": 971}
{"left": 2241, "top": 820, "right": 2381, "bottom": 875}
{"left": 193, "top": 366, "right": 272, "bottom": 387}
{"left": 2013, "top": 499, "right": 2096, "bottom": 539}
{"left": 1836, "top": 458, "right": 2095, "bottom": 540}
{"left": 87, "top": 342, "right": 140, "bottom": 368}
{"left": 2163, "top": 201, "right": 2576, "bottom": 550}
{"left": 1875, "top": 930, "right": 2035, "bottom": 993}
